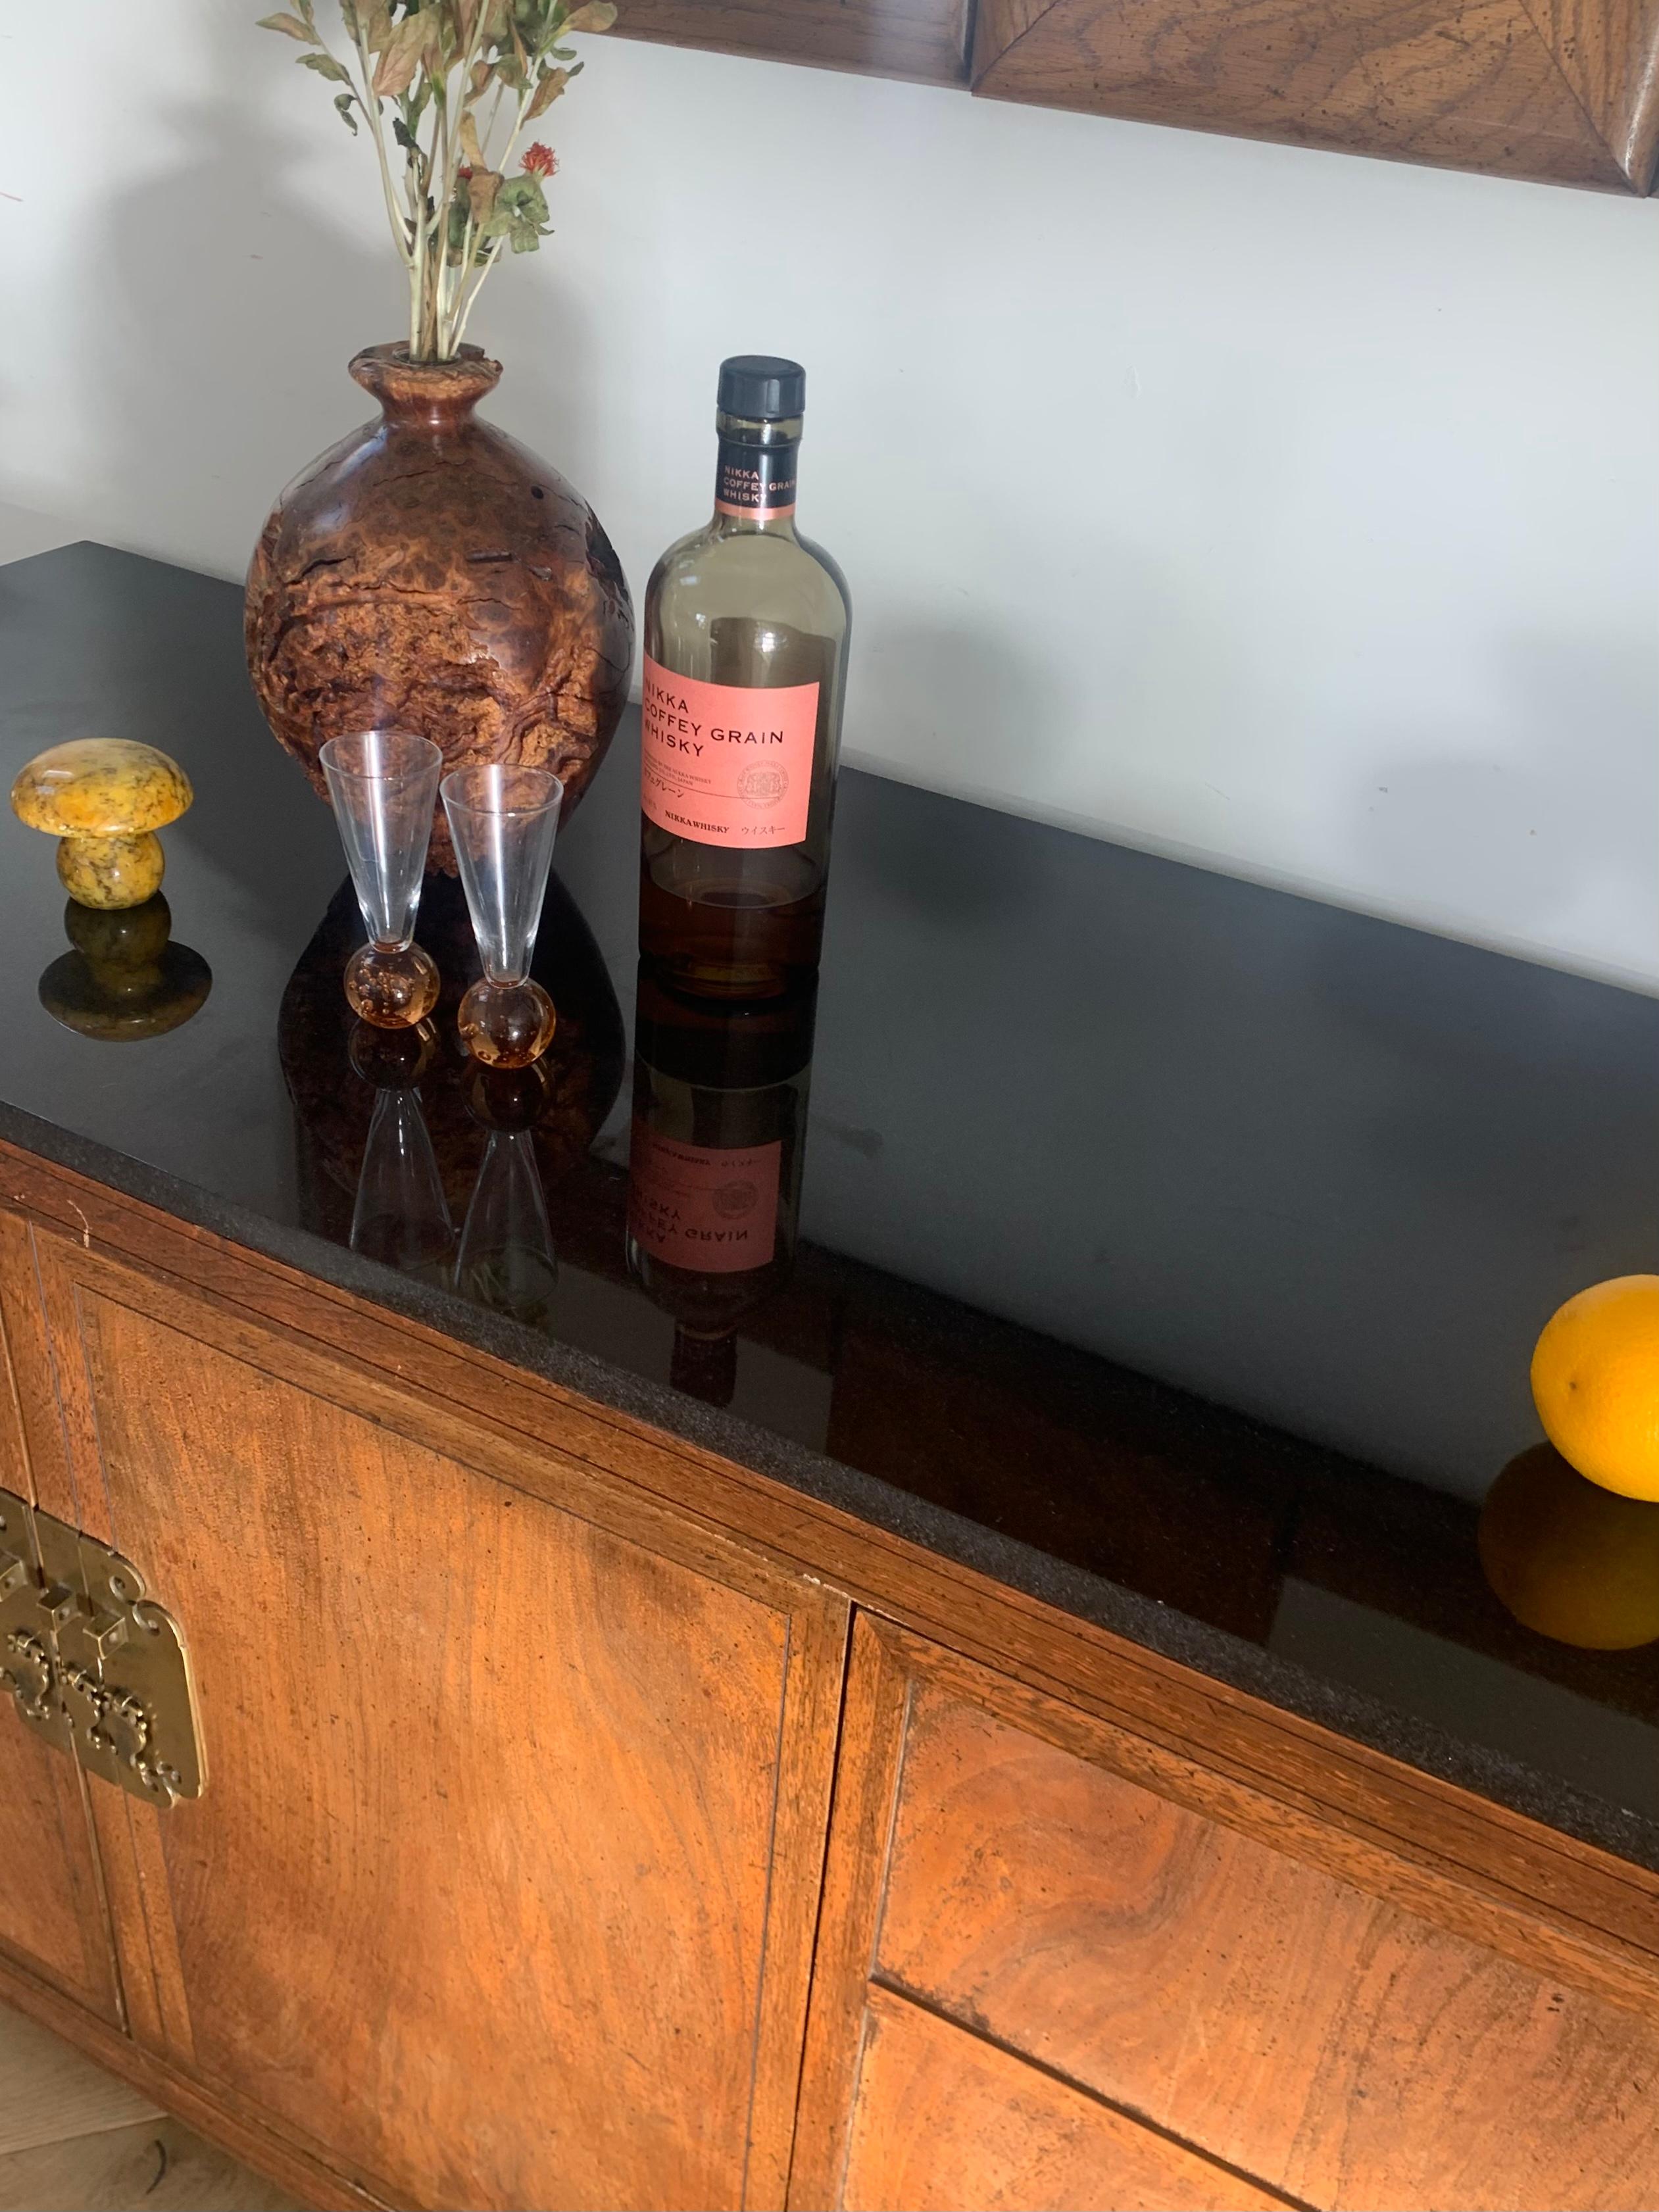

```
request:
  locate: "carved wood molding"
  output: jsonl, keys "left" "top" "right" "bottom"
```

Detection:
{"left": 616, "top": 0, "right": 1659, "bottom": 189}
{"left": 614, "top": 0, "right": 976, "bottom": 85}
{"left": 972, "top": 0, "right": 1659, "bottom": 191}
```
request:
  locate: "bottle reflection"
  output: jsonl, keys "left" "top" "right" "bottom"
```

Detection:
{"left": 38, "top": 895, "right": 210, "bottom": 1043}
{"left": 1478, "top": 1442, "right": 1659, "bottom": 1651}
{"left": 626, "top": 966, "right": 816, "bottom": 1406}
{"left": 455, "top": 1062, "right": 559, "bottom": 1330}
{"left": 347, "top": 1021, "right": 455, "bottom": 1281}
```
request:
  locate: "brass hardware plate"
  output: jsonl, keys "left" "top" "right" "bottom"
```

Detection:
{"left": 0, "top": 1487, "right": 203, "bottom": 1806}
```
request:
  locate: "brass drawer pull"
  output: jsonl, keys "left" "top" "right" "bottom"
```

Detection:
{"left": 0, "top": 1487, "right": 203, "bottom": 1805}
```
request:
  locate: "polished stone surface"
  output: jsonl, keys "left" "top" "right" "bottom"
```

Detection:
{"left": 12, "top": 736, "right": 193, "bottom": 907}
{"left": 5, "top": 542, "right": 1659, "bottom": 1866}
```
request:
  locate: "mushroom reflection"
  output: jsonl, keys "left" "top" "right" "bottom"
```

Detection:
{"left": 38, "top": 896, "right": 210, "bottom": 1042}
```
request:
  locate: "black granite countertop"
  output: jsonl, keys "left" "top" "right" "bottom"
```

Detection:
{"left": 6, "top": 541, "right": 1659, "bottom": 1871}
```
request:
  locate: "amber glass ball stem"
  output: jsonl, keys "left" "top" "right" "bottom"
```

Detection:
{"left": 345, "top": 941, "right": 441, "bottom": 1030}
{"left": 457, "top": 977, "right": 557, "bottom": 1068}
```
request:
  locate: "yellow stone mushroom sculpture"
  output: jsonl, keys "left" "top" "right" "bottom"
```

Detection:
{"left": 11, "top": 739, "right": 193, "bottom": 909}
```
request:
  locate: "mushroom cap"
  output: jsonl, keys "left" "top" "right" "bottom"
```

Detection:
{"left": 11, "top": 739, "right": 193, "bottom": 835}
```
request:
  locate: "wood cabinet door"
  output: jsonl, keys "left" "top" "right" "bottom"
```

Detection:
{"left": 0, "top": 1219, "right": 121, "bottom": 2026}
{"left": 20, "top": 1223, "right": 849, "bottom": 2212}
{"left": 793, "top": 1615, "right": 1659, "bottom": 2212}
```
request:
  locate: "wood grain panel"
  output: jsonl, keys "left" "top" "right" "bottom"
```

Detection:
{"left": 1522, "top": 0, "right": 1659, "bottom": 185}
{"left": 30, "top": 1242, "right": 847, "bottom": 2212}
{"left": 0, "top": 1218, "right": 120, "bottom": 2023}
{"left": 614, "top": 0, "right": 972, "bottom": 84}
{"left": 6, "top": 1153, "right": 1659, "bottom": 2034}
{"left": 972, "top": 0, "right": 1633, "bottom": 189}
{"left": 838, "top": 1986, "right": 1290, "bottom": 2211}
{"left": 797, "top": 1617, "right": 1659, "bottom": 2212}
{"left": 0, "top": 1709, "right": 115, "bottom": 2025}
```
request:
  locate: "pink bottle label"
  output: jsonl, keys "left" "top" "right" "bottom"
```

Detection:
{"left": 628, "top": 1123, "right": 782, "bottom": 1275}
{"left": 641, "top": 658, "right": 818, "bottom": 848}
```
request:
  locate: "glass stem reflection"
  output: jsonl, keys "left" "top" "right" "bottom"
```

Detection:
{"left": 455, "top": 1128, "right": 558, "bottom": 1327}
{"left": 351, "top": 1086, "right": 455, "bottom": 1279}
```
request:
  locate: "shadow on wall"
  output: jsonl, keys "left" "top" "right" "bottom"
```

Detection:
{"left": 847, "top": 615, "right": 1067, "bottom": 834}
{"left": 845, "top": 535, "right": 1267, "bottom": 889}
{"left": 74, "top": 7, "right": 601, "bottom": 583}
{"left": 1350, "top": 636, "right": 1658, "bottom": 960}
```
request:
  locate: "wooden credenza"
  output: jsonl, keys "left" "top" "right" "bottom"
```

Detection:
{"left": 5, "top": 1146, "right": 1659, "bottom": 2212}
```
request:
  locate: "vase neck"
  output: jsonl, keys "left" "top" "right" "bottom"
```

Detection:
{"left": 349, "top": 343, "right": 501, "bottom": 431}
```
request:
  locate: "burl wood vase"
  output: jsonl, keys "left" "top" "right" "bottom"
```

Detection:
{"left": 245, "top": 343, "right": 633, "bottom": 873}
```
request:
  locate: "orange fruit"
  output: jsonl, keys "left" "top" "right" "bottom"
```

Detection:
{"left": 1530, "top": 1275, "right": 1659, "bottom": 1501}
{"left": 1478, "top": 1443, "right": 1659, "bottom": 1649}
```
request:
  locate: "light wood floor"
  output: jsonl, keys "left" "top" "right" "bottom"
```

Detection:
{"left": 0, "top": 2003, "right": 303, "bottom": 2212}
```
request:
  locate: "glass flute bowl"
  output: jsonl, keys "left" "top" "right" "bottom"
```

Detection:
{"left": 440, "top": 763, "right": 564, "bottom": 1068}
{"left": 319, "top": 730, "right": 443, "bottom": 1028}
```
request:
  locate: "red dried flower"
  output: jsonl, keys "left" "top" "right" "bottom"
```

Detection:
{"left": 522, "top": 143, "right": 558, "bottom": 178}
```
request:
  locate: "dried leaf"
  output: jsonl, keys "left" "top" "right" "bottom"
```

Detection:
{"left": 334, "top": 89, "right": 359, "bottom": 132}
{"left": 563, "top": 2, "right": 615, "bottom": 30}
{"left": 371, "top": 11, "right": 427, "bottom": 94}
{"left": 468, "top": 167, "right": 502, "bottom": 225}
{"left": 256, "top": 11, "right": 316, "bottom": 40}
{"left": 298, "top": 49, "right": 353, "bottom": 82}
{"left": 524, "top": 63, "right": 570, "bottom": 117}
{"left": 460, "top": 109, "right": 485, "bottom": 168}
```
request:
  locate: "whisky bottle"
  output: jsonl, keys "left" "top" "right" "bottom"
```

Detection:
{"left": 639, "top": 356, "right": 851, "bottom": 1000}
{"left": 626, "top": 968, "right": 816, "bottom": 1404}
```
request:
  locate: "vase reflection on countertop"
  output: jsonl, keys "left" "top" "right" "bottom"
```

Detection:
{"left": 280, "top": 870, "right": 624, "bottom": 1299}
{"left": 626, "top": 966, "right": 818, "bottom": 1408}
{"left": 37, "top": 895, "right": 210, "bottom": 1042}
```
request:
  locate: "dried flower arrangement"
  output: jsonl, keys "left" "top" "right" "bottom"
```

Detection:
{"left": 257, "top": 0, "right": 616, "bottom": 362}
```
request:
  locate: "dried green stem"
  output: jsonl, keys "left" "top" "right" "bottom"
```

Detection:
{"left": 348, "top": 20, "right": 415, "bottom": 272}
{"left": 259, "top": 1, "right": 613, "bottom": 362}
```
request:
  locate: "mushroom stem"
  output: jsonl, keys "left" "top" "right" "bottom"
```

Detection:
{"left": 57, "top": 831, "right": 165, "bottom": 911}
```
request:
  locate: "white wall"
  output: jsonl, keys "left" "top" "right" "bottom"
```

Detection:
{"left": 3, "top": 9, "right": 1656, "bottom": 988}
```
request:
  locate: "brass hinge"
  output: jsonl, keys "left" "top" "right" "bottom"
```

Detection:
{"left": 0, "top": 1487, "right": 204, "bottom": 1807}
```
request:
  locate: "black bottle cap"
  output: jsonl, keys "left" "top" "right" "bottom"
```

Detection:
{"left": 718, "top": 355, "right": 806, "bottom": 421}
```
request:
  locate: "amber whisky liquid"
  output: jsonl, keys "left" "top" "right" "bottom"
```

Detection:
{"left": 639, "top": 356, "right": 849, "bottom": 1001}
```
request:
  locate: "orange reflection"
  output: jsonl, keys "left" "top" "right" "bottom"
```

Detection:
{"left": 1479, "top": 1443, "right": 1659, "bottom": 1650}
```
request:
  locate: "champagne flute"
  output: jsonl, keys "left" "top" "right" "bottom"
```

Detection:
{"left": 441, "top": 762, "right": 563, "bottom": 1068}
{"left": 320, "top": 729, "right": 443, "bottom": 1029}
